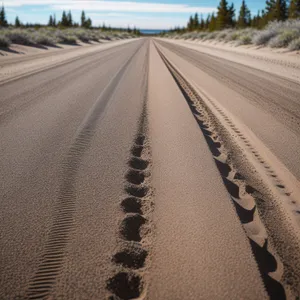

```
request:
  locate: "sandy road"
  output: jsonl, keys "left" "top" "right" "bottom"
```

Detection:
{"left": 0, "top": 38, "right": 300, "bottom": 299}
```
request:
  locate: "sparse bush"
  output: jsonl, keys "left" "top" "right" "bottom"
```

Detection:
{"left": 73, "top": 30, "right": 90, "bottom": 42}
{"left": 33, "top": 33, "right": 57, "bottom": 46}
{"left": 196, "top": 32, "right": 208, "bottom": 39}
{"left": 204, "top": 32, "right": 217, "bottom": 40}
{"left": 289, "top": 37, "right": 300, "bottom": 51}
{"left": 55, "top": 31, "right": 77, "bottom": 44}
{"left": 216, "top": 31, "right": 227, "bottom": 40}
{"left": 253, "top": 20, "right": 300, "bottom": 46}
{"left": 5, "top": 29, "right": 34, "bottom": 45}
{"left": 225, "top": 31, "right": 240, "bottom": 41}
{"left": 268, "top": 29, "right": 299, "bottom": 48}
{"left": 0, "top": 34, "right": 11, "bottom": 47}
{"left": 236, "top": 34, "right": 252, "bottom": 45}
{"left": 252, "top": 30, "right": 276, "bottom": 45}
{"left": 0, "top": 27, "right": 137, "bottom": 49}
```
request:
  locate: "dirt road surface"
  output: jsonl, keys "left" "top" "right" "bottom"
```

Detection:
{"left": 1, "top": 38, "right": 300, "bottom": 299}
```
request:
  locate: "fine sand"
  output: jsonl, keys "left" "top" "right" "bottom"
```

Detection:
{"left": 1, "top": 37, "right": 300, "bottom": 299}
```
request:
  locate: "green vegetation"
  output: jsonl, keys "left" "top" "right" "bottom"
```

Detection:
{"left": 165, "top": 20, "right": 300, "bottom": 51}
{"left": 165, "top": 0, "right": 300, "bottom": 50}
{"left": 168, "top": 0, "right": 299, "bottom": 33}
{"left": 0, "top": 6, "right": 140, "bottom": 48}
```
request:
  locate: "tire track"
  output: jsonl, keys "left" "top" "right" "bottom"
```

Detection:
{"left": 25, "top": 41, "right": 145, "bottom": 300}
{"left": 156, "top": 45, "right": 289, "bottom": 300}
{"left": 158, "top": 40, "right": 300, "bottom": 134}
{"left": 106, "top": 91, "right": 154, "bottom": 299}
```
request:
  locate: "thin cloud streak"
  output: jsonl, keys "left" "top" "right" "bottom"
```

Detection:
{"left": 4, "top": 0, "right": 216, "bottom": 14}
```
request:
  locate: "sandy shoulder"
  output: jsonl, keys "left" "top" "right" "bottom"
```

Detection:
{"left": 0, "top": 39, "right": 137, "bottom": 84}
{"left": 160, "top": 37, "right": 300, "bottom": 83}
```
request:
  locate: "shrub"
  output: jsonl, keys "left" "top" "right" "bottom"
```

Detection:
{"left": 5, "top": 29, "right": 34, "bottom": 45}
{"left": 0, "top": 34, "right": 11, "bottom": 47}
{"left": 55, "top": 31, "right": 77, "bottom": 44}
{"left": 204, "top": 32, "right": 217, "bottom": 40}
{"left": 289, "top": 37, "right": 300, "bottom": 51}
{"left": 268, "top": 29, "right": 299, "bottom": 48}
{"left": 73, "top": 30, "right": 90, "bottom": 42}
{"left": 252, "top": 29, "right": 276, "bottom": 45}
{"left": 216, "top": 31, "right": 227, "bottom": 40}
{"left": 236, "top": 34, "right": 252, "bottom": 45}
{"left": 225, "top": 31, "right": 240, "bottom": 41}
{"left": 197, "top": 32, "right": 209, "bottom": 40}
{"left": 33, "top": 33, "right": 57, "bottom": 46}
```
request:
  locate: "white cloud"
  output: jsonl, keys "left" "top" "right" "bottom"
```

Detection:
{"left": 4, "top": 0, "right": 216, "bottom": 14}
{"left": 89, "top": 12, "right": 131, "bottom": 17}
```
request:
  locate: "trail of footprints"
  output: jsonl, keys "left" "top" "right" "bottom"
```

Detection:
{"left": 157, "top": 48, "right": 287, "bottom": 300}
{"left": 107, "top": 109, "right": 153, "bottom": 300}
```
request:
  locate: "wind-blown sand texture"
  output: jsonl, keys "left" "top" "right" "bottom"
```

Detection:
{"left": 1, "top": 38, "right": 300, "bottom": 299}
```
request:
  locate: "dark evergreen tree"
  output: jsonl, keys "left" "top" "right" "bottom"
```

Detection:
{"left": 289, "top": 0, "right": 300, "bottom": 18}
{"left": 209, "top": 13, "right": 217, "bottom": 31}
{"left": 15, "top": 16, "right": 21, "bottom": 27}
{"left": 81, "top": 10, "right": 86, "bottom": 27}
{"left": 0, "top": 4, "right": 8, "bottom": 27}
{"left": 61, "top": 11, "right": 69, "bottom": 27}
{"left": 227, "top": 3, "right": 236, "bottom": 27}
{"left": 53, "top": 14, "right": 56, "bottom": 26}
{"left": 200, "top": 14, "right": 205, "bottom": 30}
{"left": 251, "top": 11, "right": 260, "bottom": 28}
{"left": 85, "top": 18, "right": 92, "bottom": 28}
{"left": 216, "top": 0, "right": 230, "bottom": 30}
{"left": 48, "top": 15, "right": 53, "bottom": 27}
{"left": 67, "top": 10, "right": 73, "bottom": 26}
{"left": 194, "top": 13, "right": 199, "bottom": 29}
{"left": 205, "top": 14, "right": 211, "bottom": 29}
{"left": 187, "top": 15, "right": 194, "bottom": 31}
{"left": 272, "top": 0, "right": 288, "bottom": 21}
{"left": 265, "top": 0, "right": 276, "bottom": 21}
{"left": 238, "top": 0, "right": 251, "bottom": 28}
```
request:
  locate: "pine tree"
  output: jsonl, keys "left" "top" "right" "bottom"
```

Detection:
{"left": 205, "top": 14, "right": 211, "bottom": 29}
{"left": 251, "top": 11, "right": 261, "bottom": 28}
{"left": 265, "top": 0, "right": 276, "bottom": 21}
{"left": 187, "top": 15, "right": 194, "bottom": 31}
{"left": 67, "top": 10, "right": 73, "bottom": 27}
{"left": 85, "top": 18, "right": 92, "bottom": 28}
{"left": 200, "top": 14, "right": 205, "bottom": 30}
{"left": 272, "top": 0, "right": 288, "bottom": 21}
{"left": 15, "top": 16, "right": 21, "bottom": 27}
{"left": 81, "top": 10, "right": 86, "bottom": 27}
{"left": 209, "top": 13, "right": 217, "bottom": 31}
{"left": 216, "top": 0, "right": 230, "bottom": 30}
{"left": 194, "top": 13, "right": 199, "bottom": 29}
{"left": 53, "top": 14, "right": 56, "bottom": 26}
{"left": 48, "top": 15, "right": 53, "bottom": 27}
{"left": 0, "top": 4, "right": 8, "bottom": 27}
{"left": 238, "top": 0, "right": 251, "bottom": 28}
{"left": 289, "top": 0, "right": 300, "bottom": 18}
{"left": 61, "top": 11, "right": 69, "bottom": 27}
{"left": 227, "top": 3, "right": 236, "bottom": 27}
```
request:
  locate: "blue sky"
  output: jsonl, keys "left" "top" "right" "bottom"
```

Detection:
{"left": 4, "top": 0, "right": 266, "bottom": 30}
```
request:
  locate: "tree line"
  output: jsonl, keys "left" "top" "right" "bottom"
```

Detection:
{"left": 0, "top": 7, "right": 93, "bottom": 29}
{"left": 173, "top": 0, "right": 300, "bottom": 33}
{"left": 0, "top": 6, "right": 139, "bottom": 33}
